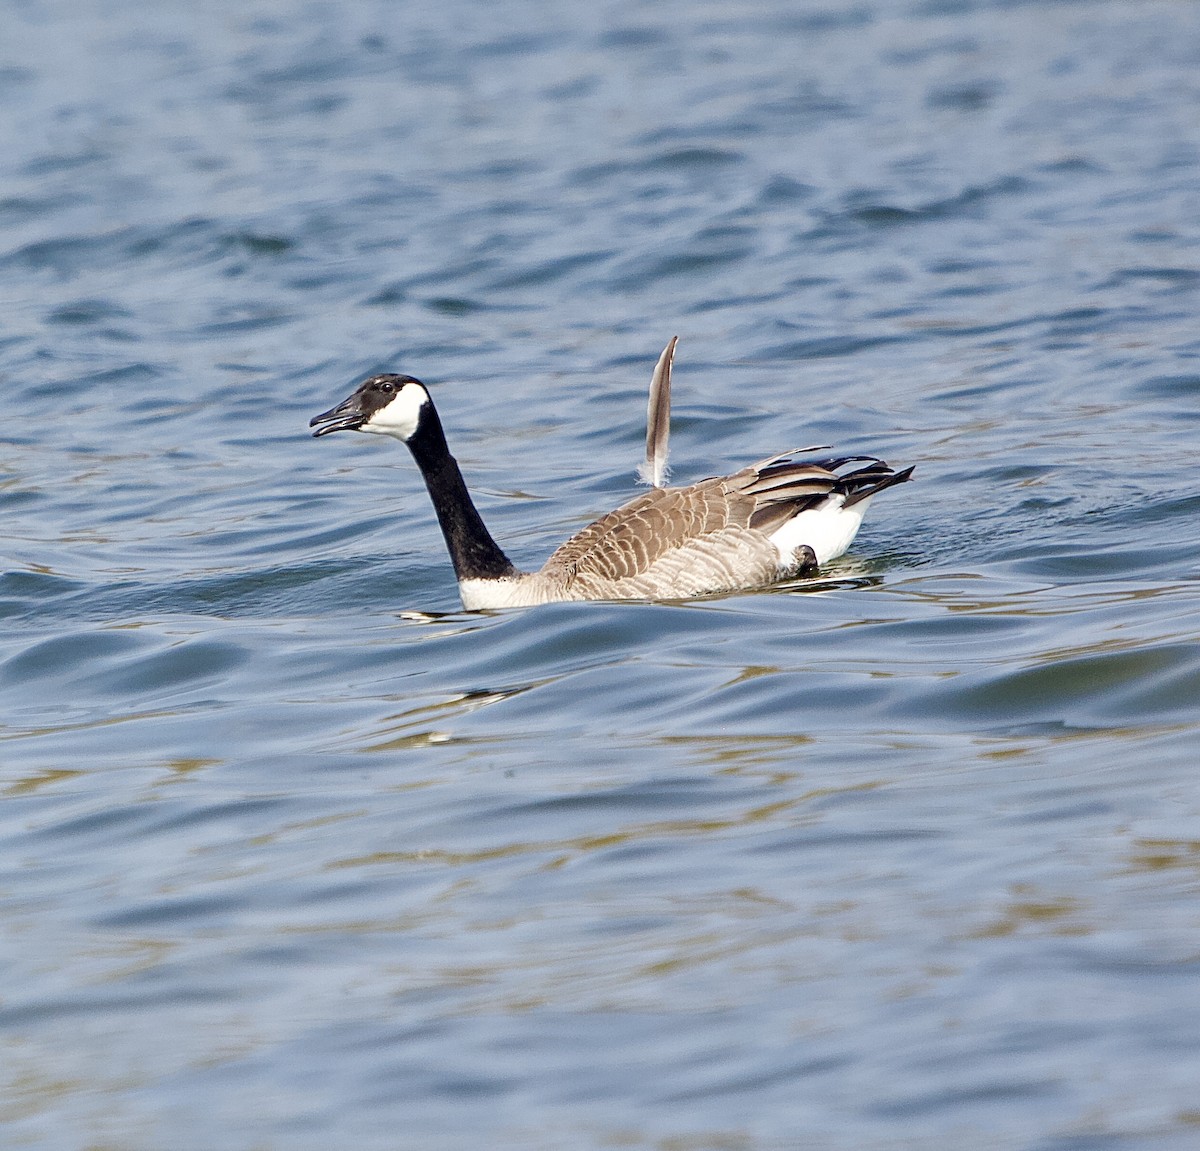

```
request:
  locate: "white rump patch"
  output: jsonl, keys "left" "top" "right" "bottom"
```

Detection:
{"left": 769, "top": 496, "right": 871, "bottom": 567}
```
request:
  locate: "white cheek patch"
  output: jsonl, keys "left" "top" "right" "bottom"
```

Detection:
{"left": 363, "top": 384, "right": 429, "bottom": 440}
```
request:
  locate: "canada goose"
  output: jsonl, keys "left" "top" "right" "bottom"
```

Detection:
{"left": 310, "top": 340, "right": 913, "bottom": 609}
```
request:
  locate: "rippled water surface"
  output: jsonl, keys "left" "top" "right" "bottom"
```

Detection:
{"left": 4, "top": 1, "right": 1200, "bottom": 1148}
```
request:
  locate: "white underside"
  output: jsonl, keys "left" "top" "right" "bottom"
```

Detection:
{"left": 459, "top": 576, "right": 562, "bottom": 610}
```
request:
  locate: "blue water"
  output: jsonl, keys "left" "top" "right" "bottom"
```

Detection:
{"left": 3, "top": 2, "right": 1200, "bottom": 1148}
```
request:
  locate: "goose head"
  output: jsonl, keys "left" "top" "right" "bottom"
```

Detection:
{"left": 310, "top": 374, "right": 431, "bottom": 441}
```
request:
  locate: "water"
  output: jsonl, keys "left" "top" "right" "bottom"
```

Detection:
{"left": 3, "top": 1, "right": 1200, "bottom": 1147}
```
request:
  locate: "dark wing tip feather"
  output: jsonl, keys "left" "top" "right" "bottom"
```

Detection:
{"left": 839, "top": 462, "right": 914, "bottom": 508}
{"left": 744, "top": 454, "right": 913, "bottom": 526}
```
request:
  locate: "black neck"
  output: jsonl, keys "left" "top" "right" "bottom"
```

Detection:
{"left": 405, "top": 403, "right": 516, "bottom": 582}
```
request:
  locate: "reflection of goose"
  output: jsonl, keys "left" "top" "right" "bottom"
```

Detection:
{"left": 310, "top": 340, "right": 913, "bottom": 610}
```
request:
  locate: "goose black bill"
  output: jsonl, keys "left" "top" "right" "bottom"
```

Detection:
{"left": 309, "top": 393, "right": 366, "bottom": 437}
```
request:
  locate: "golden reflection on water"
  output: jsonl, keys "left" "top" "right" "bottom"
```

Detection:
{"left": 655, "top": 733, "right": 813, "bottom": 775}
{"left": 85, "top": 937, "right": 178, "bottom": 985}
{"left": 3, "top": 767, "right": 84, "bottom": 796}
{"left": 0, "top": 1066, "right": 85, "bottom": 1125}
{"left": 327, "top": 779, "right": 883, "bottom": 872}
{"left": 153, "top": 757, "right": 221, "bottom": 785}
{"left": 0, "top": 708, "right": 179, "bottom": 745}
{"left": 1127, "top": 839, "right": 1200, "bottom": 874}
{"left": 975, "top": 722, "right": 1191, "bottom": 759}
{"left": 966, "top": 886, "right": 1089, "bottom": 939}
